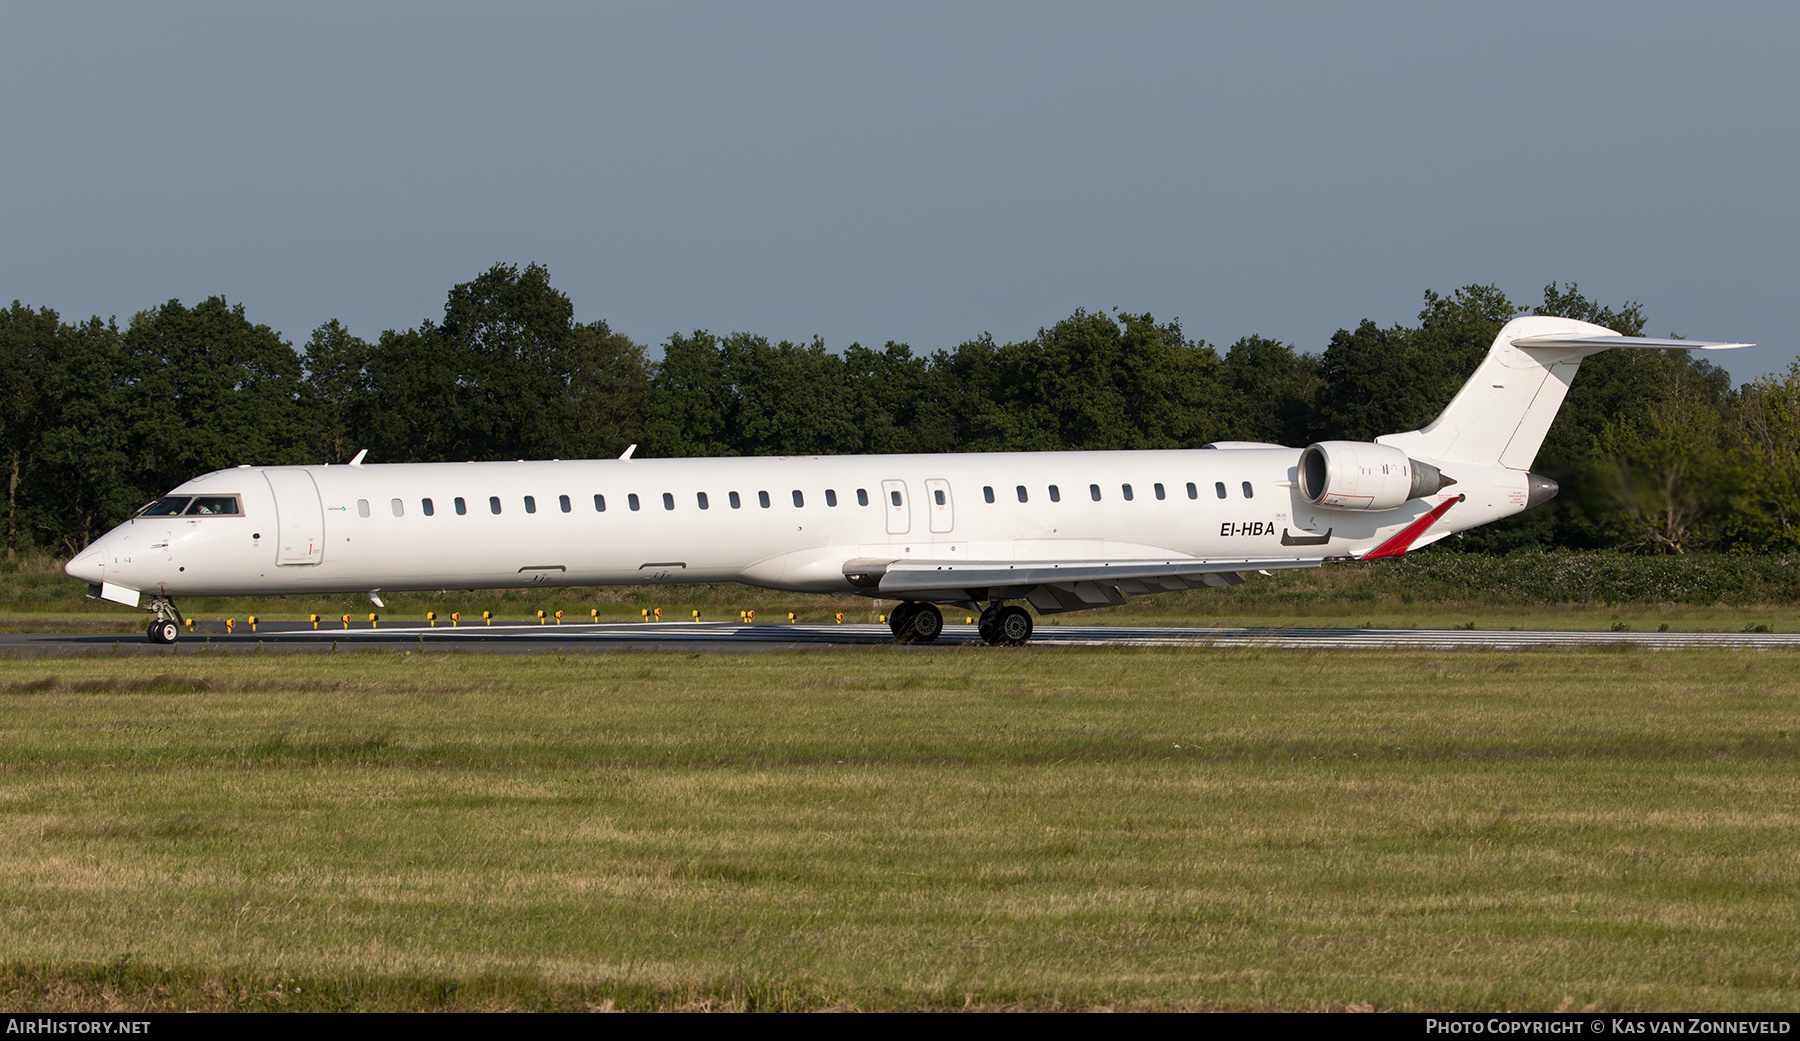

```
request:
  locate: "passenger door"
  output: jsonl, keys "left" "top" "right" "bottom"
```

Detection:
{"left": 263, "top": 469, "right": 325, "bottom": 565}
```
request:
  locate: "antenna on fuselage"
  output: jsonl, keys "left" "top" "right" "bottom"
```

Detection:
{"left": 619, "top": 444, "right": 637, "bottom": 460}
{"left": 349, "top": 449, "right": 368, "bottom": 467}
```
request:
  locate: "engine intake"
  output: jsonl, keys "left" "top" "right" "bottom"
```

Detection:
{"left": 1298, "top": 441, "right": 1452, "bottom": 511}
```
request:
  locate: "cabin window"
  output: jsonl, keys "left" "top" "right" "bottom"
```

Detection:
{"left": 559, "top": 495, "right": 571, "bottom": 513}
{"left": 489, "top": 496, "right": 502, "bottom": 515}
{"left": 140, "top": 497, "right": 192, "bottom": 517}
{"left": 826, "top": 489, "right": 838, "bottom": 507}
{"left": 1215, "top": 482, "right": 1227, "bottom": 499}
{"left": 186, "top": 496, "right": 241, "bottom": 516}
{"left": 698, "top": 492, "right": 710, "bottom": 510}
{"left": 1186, "top": 482, "right": 1197, "bottom": 500}
{"left": 983, "top": 486, "right": 995, "bottom": 503}
{"left": 1154, "top": 483, "right": 1165, "bottom": 500}
{"left": 357, "top": 499, "right": 370, "bottom": 518}
{"left": 1242, "top": 481, "right": 1255, "bottom": 499}
{"left": 663, "top": 492, "right": 675, "bottom": 511}
{"left": 628, "top": 493, "right": 641, "bottom": 511}
{"left": 391, "top": 498, "right": 404, "bottom": 517}
{"left": 729, "top": 491, "right": 742, "bottom": 509}
{"left": 1049, "top": 485, "right": 1061, "bottom": 503}
{"left": 1122, "top": 484, "right": 1134, "bottom": 501}
{"left": 890, "top": 490, "right": 902, "bottom": 507}
{"left": 593, "top": 494, "right": 606, "bottom": 512}
{"left": 1090, "top": 484, "right": 1101, "bottom": 501}
{"left": 524, "top": 495, "right": 536, "bottom": 514}
{"left": 792, "top": 490, "right": 804, "bottom": 508}
{"left": 1017, "top": 485, "right": 1028, "bottom": 503}
{"left": 422, "top": 498, "right": 435, "bottom": 516}
{"left": 934, "top": 489, "right": 946, "bottom": 506}
{"left": 856, "top": 488, "right": 869, "bottom": 506}
{"left": 759, "top": 490, "right": 771, "bottom": 508}
{"left": 455, "top": 497, "right": 468, "bottom": 515}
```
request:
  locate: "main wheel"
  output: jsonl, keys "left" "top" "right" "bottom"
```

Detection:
{"left": 888, "top": 602, "right": 917, "bottom": 638}
{"left": 904, "top": 603, "right": 943, "bottom": 643}
{"left": 997, "top": 605, "right": 1033, "bottom": 646}
{"left": 977, "top": 607, "right": 1003, "bottom": 645}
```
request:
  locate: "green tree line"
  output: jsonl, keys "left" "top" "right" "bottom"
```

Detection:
{"left": 4, "top": 264, "right": 1793, "bottom": 558}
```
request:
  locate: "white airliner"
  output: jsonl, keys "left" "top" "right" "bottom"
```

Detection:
{"left": 65, "top": 316, "right": 1746, "bottom": 645}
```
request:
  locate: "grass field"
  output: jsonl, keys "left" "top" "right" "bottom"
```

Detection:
{"left": 1, "top": 647, "right": 1797, "bottom": 1011}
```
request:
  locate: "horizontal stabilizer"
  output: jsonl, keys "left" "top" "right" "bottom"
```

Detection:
{"left": 1510, "top": 335, "right": 1751, "bottom": 351}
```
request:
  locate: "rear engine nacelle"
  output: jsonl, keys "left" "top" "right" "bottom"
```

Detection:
{"left": 1298, "top": 441, "right": 1452, "bottom": 511}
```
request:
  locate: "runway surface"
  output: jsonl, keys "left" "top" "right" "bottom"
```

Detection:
{"left": 4, "top": 620, "right": 1799, "bottom": 653}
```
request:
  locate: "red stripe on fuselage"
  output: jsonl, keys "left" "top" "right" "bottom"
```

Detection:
{"left": 1362, "top": 495, "right": 1463, "bottom": 560}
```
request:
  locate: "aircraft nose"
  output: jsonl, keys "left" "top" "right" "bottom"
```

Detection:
{"left": 65, "top": 544, "right": 104, "bottom": 585}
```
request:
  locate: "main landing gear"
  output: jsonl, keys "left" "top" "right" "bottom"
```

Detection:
{"left": 977, "top": 603, "right": 1032, "bottom": 646}
{"left": 145, "top": 597, "right": 183, "bottom": 645}
{"left": 888, "top": 601, "right": 944, "bottom": 643}
{"left": 888, "top": 601, "right": 1034, "bottom": 646}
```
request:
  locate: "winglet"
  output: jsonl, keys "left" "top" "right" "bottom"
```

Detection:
{"left": 349, "top": 449, "right": 368, "bottom": 467}
{"left": 619, "top": 444, "right": 637, "bottom": 460}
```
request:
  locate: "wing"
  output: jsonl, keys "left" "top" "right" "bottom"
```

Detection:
{"left": 842, "top": 556, "right": 1330, "bottom": 613}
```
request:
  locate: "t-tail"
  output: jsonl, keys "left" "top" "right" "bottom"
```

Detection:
{"left": 1377, "top": 315, "right": 1749, "bottom": 472}
{"left": 1291, "top": 316, "right": 1748, "bottom": 557}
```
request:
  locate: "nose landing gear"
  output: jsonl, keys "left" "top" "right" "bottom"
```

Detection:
{"left": 145, "top": 597, "right": 184, "bottom": 645}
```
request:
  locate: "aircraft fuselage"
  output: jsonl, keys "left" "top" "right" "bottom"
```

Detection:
{"left": 68, "top": 448, "right": 1523, "bottom": 602}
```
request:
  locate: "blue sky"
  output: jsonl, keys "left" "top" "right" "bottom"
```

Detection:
{"left": 5, "top": 2, "right": 1795, "bottom": 381}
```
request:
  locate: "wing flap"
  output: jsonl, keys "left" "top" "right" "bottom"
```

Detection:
{"left": 865, "top": 556, "right": 1325, "bottom": 598}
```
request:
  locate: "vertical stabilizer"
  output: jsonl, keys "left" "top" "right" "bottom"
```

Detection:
{"left": 1376, "top": 316, "right": 1746, "bottom": 471}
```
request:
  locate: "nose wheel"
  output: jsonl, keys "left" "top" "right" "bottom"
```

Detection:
{"left": 144, "top": 597, "right": 184, "bottom": 644}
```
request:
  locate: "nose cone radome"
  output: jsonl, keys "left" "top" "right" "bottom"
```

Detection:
{"left": 65, "top": 545, "right": 104, "bottom": 585}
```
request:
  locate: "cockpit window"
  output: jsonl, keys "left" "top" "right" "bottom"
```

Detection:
{"left": 186, "top": 496, "right": 241, "bottom": 516}
{"left": 141, "top": 497, "right": 192, "bottom": 516}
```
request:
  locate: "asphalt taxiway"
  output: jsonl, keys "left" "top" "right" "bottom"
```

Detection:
{"left": 3, "top": 620, "right": 1798, "bottom": 654}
